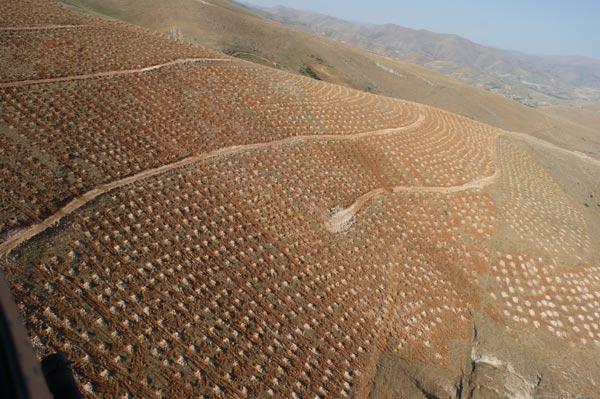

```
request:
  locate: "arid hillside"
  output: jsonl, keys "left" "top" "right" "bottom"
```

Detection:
{"left": 61, "top": 0, "right": 600, "bottom": 159}
{"left": 1, "top": 1, "right": 600, "bottom": 398}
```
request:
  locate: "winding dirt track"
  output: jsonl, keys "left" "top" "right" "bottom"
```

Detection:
{"left": 325, "top": 169, "right": 500, "bottom": 233}
{"left": 0, "top": 115, "right": 425, "bottom": 257}
{"left": 0, "top": 58, "right": 235, "bottom": 88}
{"left": 4, "top": 72, "right": 598, "bottom": 253}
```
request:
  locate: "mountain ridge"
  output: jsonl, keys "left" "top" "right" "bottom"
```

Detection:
{"left": 252, "top": 3, "right": 600, "bottom": 105}
{"left": 60, "top": 0, "right": 600, "bottom": 159}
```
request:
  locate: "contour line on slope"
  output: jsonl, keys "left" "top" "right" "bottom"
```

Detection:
{"left": 0, "top": 58, "right": 235, "bottom": 88}
{"left": 0, "top": 113, "right": 426, "bottom": 257}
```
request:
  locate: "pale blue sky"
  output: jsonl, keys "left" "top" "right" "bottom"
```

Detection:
{"left": 247, "top": 0, "right": 600, "bottom": 59}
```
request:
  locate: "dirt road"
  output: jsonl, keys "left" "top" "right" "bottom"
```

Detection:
{"left": 0, "top": 115, "right": 425, "bottom": 257}
{"left": 0, "top": 58, "right": 235, "bottom": 88}
{"left": 325, "top": 169, "right": 499, "bottom": 233}
{"left": 4, "top": 105, "right": 597, "bottom": 251}
{"left": 324, "top": 127, "right": 600, "bottom": 234}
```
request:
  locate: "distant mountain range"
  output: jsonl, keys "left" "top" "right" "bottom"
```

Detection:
{"left": 251, "top": 4, "right": 600, "bottom": 106}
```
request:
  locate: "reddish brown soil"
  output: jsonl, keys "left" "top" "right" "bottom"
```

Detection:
{"left": 1, "top": 1, "right": 599, "bottom": 398}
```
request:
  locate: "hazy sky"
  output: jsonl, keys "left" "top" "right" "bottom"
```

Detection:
{"left": 247, "top": 0, "right": 600, "bottom": 59}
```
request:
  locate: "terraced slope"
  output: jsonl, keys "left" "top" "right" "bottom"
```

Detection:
{"left": 1, "top": 1, "right": 599, "bottom": 398}
{"left": 61, "top": 0, "right": 600, "bottom": 159}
